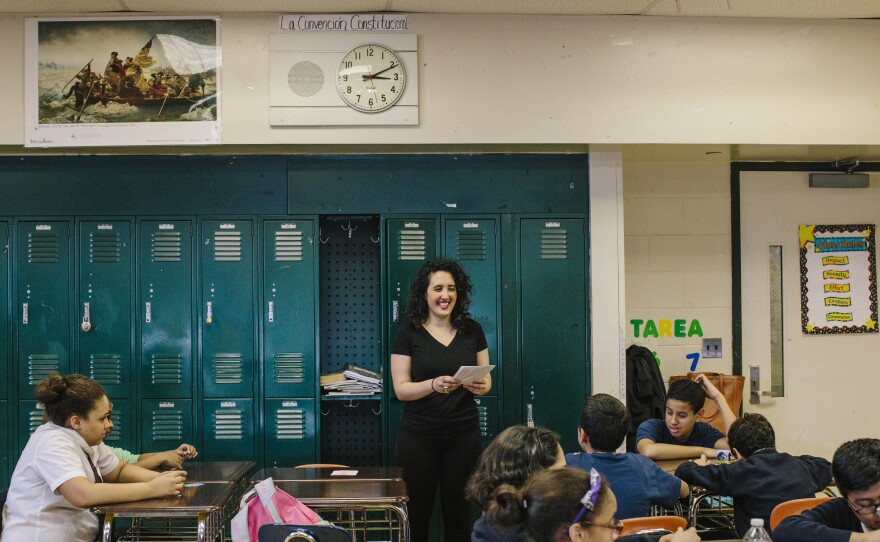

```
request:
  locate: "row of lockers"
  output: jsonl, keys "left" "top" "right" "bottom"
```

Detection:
{"left": 0, "top": 213, "right": 589, "bottom": 488}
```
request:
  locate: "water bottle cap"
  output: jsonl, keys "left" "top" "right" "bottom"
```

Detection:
{"left": 750, "top": 518, "right": 764, "bottom": 527}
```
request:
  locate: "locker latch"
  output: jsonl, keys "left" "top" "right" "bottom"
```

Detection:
{"left": 392, "top": 300, "right": 399, "bottom": 323}
{"left": 145, "top": 302, "right": 152, "bottom": 324}
{"left": 526, "top": 403, "right": 534, "bottom": 427}
{"left": 81, "top": 302, "right": 91, "bottom": 332}
{"left": 22, "top": 302, "right": 28, "bottom": 325}
{"left": 268, "top": 301, "right": 274, "bottom": 323}
{"left": 206, "top": 301, "right": 213, "bottom": 324}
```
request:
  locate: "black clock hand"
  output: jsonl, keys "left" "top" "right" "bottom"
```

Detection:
{"left": 362, "top": 75, "right": 391, "bottom": 80}
{"left": 370, "top": 63, "right": 397, "bottom": 78}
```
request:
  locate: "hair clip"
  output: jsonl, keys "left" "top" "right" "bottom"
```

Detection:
{"left": 571, "top": 468, "right": 602, "bottom": 524}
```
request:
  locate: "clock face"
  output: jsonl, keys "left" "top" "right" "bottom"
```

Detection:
{"left": 336, "top": 43, "right": 407, "bottom": 113}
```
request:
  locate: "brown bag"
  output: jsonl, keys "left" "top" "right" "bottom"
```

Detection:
{"left": 668, "top": 372, "right": 745, "bottom": 433}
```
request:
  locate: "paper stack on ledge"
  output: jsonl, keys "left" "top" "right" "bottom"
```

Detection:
{"left": 320, "top": 364, "right": 382, "bottom": 396}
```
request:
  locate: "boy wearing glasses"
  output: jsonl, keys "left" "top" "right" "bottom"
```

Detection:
{"left": 774, "top": 438, "right": 880, "bottom": 542}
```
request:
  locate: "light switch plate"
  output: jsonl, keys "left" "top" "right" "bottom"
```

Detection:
{"left": 702, "top": 338, "right": 722, "bottom": 358}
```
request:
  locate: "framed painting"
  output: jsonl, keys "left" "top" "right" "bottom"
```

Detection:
{"left": 24, "top": 16, "right": 221, "bottom": 147}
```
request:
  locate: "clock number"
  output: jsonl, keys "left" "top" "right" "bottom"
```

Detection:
{"left": 356, "top": 94, "right": 361, "bottom": 103}
{"left": 355, "top": 51, "right": 361, "bottom": 60}
{"left": 391, "top": 86, "right": 397, "bottom": 93}
{"left": 368, "top": 98, "right": 374, "bottom": 106}
{"left": 344, "top": 61, "right": 352, "bottom": 68}
{"left": 394, "top": 73, "right": 399, "bottom": 81}
{"left": 346, "top": 86, "right": 352, "bottom": 94}
{"left": 366, "top": 47, "right": 374, "bottom": 57}
{"left": 381, "top": 94, "right": 386, "bottom": 103}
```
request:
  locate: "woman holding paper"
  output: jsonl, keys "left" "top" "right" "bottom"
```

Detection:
{"left": 391, "top": 259, "right": 492, "bottom": 542}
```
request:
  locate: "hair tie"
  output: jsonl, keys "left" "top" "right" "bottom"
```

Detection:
{"left": 571, "top": 468, "right": 602, "bottom": 524}
{"left": 522, "top": 499, "right": 528, "bottom": 509}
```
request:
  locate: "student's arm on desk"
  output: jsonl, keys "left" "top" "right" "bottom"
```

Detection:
{"left": 673, "top": 455, "right": 729, "bottom": 495}
{"left": 637, "top": 438, "right": 717, "bottom": 460}
{"left": 57, "top": 470, "right": 186, "bottom": 508}
{"left": 772, "top": 501, "right": 868, "bottom": 542}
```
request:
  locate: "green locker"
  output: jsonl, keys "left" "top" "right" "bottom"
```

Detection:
{"left": 1, "top": 221, "right": 7, "bottom": 400}
{"left": 203, "top": 399, "right": 255, "bottom": 461}
{"left": 77, "top": 221, "right": 133, "bottom": 399}
{"left": 200, "top": 220, "right": 255, "bottom": 398}
{"left": 17, "top": 401, "right": 45, "bottom": 457}
{"left": 15, "top": 221, "right": 71, "bottom": 399}
{"left": 263, "top": 398, "right": 316, "bottom": 467}
{"left": 383, "top": 217, "right": 438, "bottom": 465}
{"left": 474, "top": 396, "right": 500, "bottom": 448}
{"left": 140, "top": 398, "right": 194, "bottom": 453}
{"left": 0, "top": 400, "right": 7, "bottom": 489}
{"left": 262, "top": 219, "right": 316, "bottom": 398}
{"left": 139, "top": 220, "right": 193, "bottom": 399}
{"left": 103, "top": 398, "right": 133, "bottom": 452}
{"left": 519, "top": 218, "right": 588, "bottom": 452}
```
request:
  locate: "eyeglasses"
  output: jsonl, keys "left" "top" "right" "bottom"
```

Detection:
{"left": 580, "top": 519, "right": 624, "bottom": 534}
{"left": 846, "top": 499, "right": 880, "bottom": 517}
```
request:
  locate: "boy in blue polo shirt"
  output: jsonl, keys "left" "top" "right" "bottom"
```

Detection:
{"left": 637, "top": 374, "right": 734, "bottom": 460}
{"left": 566, "top": 393, "right": 689, "bottom": 519}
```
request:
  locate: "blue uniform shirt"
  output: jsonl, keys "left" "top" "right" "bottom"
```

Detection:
{"left": 635, "top": 418, "right": 725, "bottom": 448}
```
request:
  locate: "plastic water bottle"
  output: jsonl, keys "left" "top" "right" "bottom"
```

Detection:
{"left": 742, "top": 518, "right": 772, "bottom": 542}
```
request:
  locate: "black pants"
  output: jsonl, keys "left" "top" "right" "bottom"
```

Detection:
{"left": 396, "top": 425, "right": 482, "bottom": 542}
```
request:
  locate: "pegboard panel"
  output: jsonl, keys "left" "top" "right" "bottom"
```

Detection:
{"left": 320, "top": 401, "right": 383, "bottom": 466}
{"left": 319, "top": 216, "right": 381, "bottom": 374}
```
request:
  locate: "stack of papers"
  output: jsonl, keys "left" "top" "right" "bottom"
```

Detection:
{"left": 320, "top": 364, "right": 382, "bottom": 396}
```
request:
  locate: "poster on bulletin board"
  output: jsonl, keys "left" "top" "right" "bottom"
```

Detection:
{"left": 800, "top": 224, "right": 878, "bottom": 334}
{"left": 23, "top": 16, "right": 221, "bottom": 148}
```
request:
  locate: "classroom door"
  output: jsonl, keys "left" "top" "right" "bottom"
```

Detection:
{"left": 519, "top": 217, "right": 588, "bottom": 453}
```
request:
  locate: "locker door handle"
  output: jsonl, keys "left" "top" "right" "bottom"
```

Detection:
{"left": 145, "top": 302, "right": 152, "bottom": 324}
{"left": 526, "top": 403, "right": 534, "bottom": 427}
{"left": 22, "top": 302, "right": 28, "bottom": 325}
{"left": 81, "top": 302, "right": 92, "bottom": 332}
{"left": 206, "top": 301, "right": 213, "bottom": 324}
{"left": 268, "top": 301, "right": 274, "bottom": 323}
{"left": 392, "top": 300, "right": 399, "bottom": 323}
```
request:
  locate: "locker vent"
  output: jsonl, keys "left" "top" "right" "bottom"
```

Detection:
{"left": 27, "top": 355, "right": 60, "bottom": 385}
{"left": 214, "top": 231, "right": 242, "bottom": 262}
{"left": 28, "top": 232, "right": 60, "bottom": 263}
{"left": 397, "top": 229, "right": 426, "bottom": 261}
{"left": 90, "top": 231, "right": 121, "bottom": 263}
{"left": 151, "top": 409, "right": 184, "bottom": 441}
{"left": 540, "top": 229, "right": 568, "bottom": 260}
{"left": 477, "top": 404, "right": 489, "bottom": 438}
{"left": 274, "top": 353, "right": 305, "bottom": 384}
{"left": 456, "top": 230, "right": 487, "bottom": 261}
{"left": 28, "top": 408, "right": 44, "bottom": 435}
{"left": 213, "top": 353, "right": 244, "bottom": 384}
{"left": 152, "top": 231, "right": 182, "bottom": 263}
{"left": 104, "top": 410, "right": 124, "bottom": 442}
{"left": 275, "top": 231, "right": 303, "bottom": 261}
{"left": 212, "top": 409, "right": 244, "bottom": 440}
{"left": 274, "top": 407, "right": 306, "bottom": 440}
{"left": 150, "top": 355, "right": 183, "bottom": 385}
{"left": 89, "top": 354, "right": 122, "bottom": 385}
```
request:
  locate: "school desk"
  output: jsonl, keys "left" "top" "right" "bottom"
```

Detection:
{"left": 250, "top": 465, "right": 403, "bottom": 482}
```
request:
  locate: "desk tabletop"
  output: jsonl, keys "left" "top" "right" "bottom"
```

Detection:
{"left": 179, "top": 460, "right": 256, "bottom": 483}
{"left": 654, "top": 458, "right": 722, "bottom": 474}
{"left": 92, "top": 481, "right": 236, "bottom": 516}
{"left": 252, "top": 466, "right": 403, "bottom": 482}
{"left": 272, "top": 479, "right": 408, "bottom": 505}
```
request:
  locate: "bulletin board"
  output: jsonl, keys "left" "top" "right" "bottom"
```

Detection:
{"left": 800, "top": 224, "right": 878, "bottom": 334}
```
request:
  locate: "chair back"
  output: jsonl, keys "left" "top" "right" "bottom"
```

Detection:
{"left": 258, "top": 524, "right": 352, "bottom": 542}
{"left": 294, "top": 464, "right": 350, "bottom": 469}
{"left": 620, "top": 515, "right": 688, "bottom": 536}
{"left": 769, "top": 496, "right": 832, "bottom": 530}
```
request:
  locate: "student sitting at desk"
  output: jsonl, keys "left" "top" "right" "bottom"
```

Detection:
{"left": 674, "top": 413, "right": 832, "bottom": 537}
{"left": 107, "top": 443, "right": 198, "bottom": 470}
{"left": 0, "top": 373, "right": 187, "bottom": 542}
{"left": 637, "top": 375, "right": 734, "bottom": 460}
{"left": 773, "top": 438, "right": 880, "bottom": 542}
{"left": 566, "top": 393, "right": 689, "bottom": 519}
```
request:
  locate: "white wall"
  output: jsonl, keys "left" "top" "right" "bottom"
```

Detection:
{"left": 3, "top": 13, "right": 880, "bottom": 145}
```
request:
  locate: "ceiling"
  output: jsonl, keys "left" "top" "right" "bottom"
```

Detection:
{"left": 6, "top": 0, "right": 880, "bottom": 18}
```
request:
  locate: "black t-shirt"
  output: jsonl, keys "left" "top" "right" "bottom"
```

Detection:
{"left": 391, "top": 319, "right": 488, "bottom": 433}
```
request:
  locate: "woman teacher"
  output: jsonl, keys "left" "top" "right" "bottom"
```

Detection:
{"left": 391, "top": 259, "right": 492, "bottom": 541}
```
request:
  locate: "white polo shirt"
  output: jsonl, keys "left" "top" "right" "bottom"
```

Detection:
{"left": 1, "top": 422, "right": 120, "bottom": 542}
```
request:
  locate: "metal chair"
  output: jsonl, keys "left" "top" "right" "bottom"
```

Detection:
{"left": 258, "top": 524, "right": 353, "bottom": 542}
{"left": 620, "top": 515, "right": 688, "bottom": 536}
{"left": 769, "top": 496, "right": 832, "bottom": 530}
{"left": 295, "top": 464, "right": 350, "bottom": 469}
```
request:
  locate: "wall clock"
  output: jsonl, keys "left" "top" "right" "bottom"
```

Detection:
{"left": 337, "top": 43, "right": 406, "bottom": 113}
{"left": 269, "top": 33, "right": 418, "bottom": 126}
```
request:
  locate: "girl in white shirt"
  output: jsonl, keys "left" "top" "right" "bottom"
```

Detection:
{"left": 1, "top": 373, "right": 186, "bottom": 542}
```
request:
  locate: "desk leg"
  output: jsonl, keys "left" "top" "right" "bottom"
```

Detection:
{"left": 394, "top": 504, "right": 410, "bottom": 542}
{"left": 101, "top": 512, "right": 115, "bottom": 542}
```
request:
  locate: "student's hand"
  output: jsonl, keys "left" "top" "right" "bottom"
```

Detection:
{"left": 175, "top": 443, "right": 198, "bottom": 460}
{"left": 159, "top": 451, "right": 185, "bottom": 469}
{"left": 432, "top": 376, "right": 461, "bottom": 394}
{"left": 660, "top": 527, "right": 701, "bottom": 542}
{"left": 694, "top": 374, "right": 722, "bottom": 401}
{"left": 692, "top": 453, "right": 710, "bottom": 466}
{"left": 149, "top": 469, "right": 187, "bottom": 498}
{"left": 462, "top": 377, "right": 488, "bottom": 395}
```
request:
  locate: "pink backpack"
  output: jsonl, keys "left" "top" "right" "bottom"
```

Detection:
{"left": 231, "top": 478, "right": 326, "bottom": 542}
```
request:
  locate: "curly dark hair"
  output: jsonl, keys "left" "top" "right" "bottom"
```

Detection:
{"left": 35, "top": 373, "right": 106, "bottom": 427}
{"left": 727, "top": 413, "right": 775, "bottom": 458}
{"left": 833, "top": 438, "right": 880, "bottom": 497}
{"left": 405, "top": 259, "right": 472, "bottom": 330}
{"left": 466, "top": 425, "right": 562, "bottom": 510}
